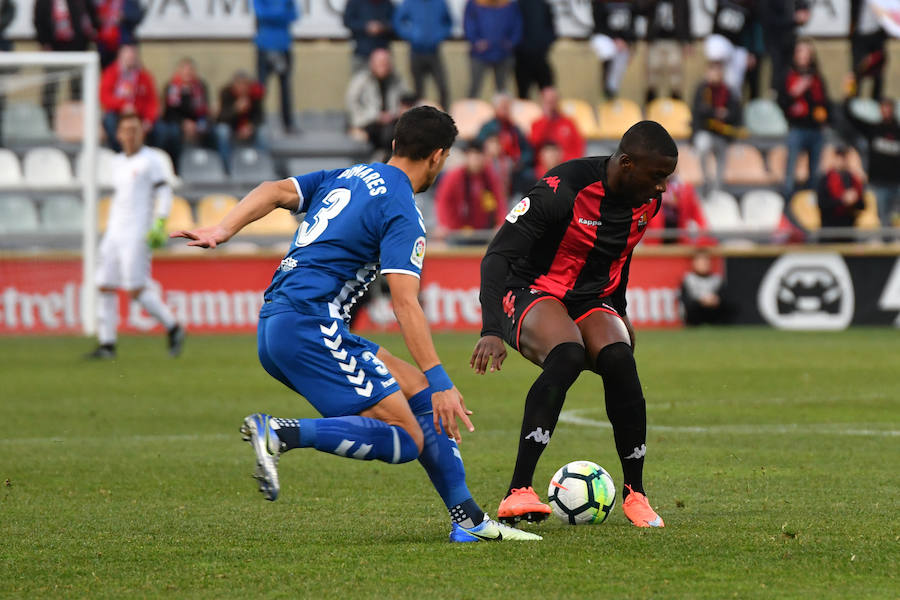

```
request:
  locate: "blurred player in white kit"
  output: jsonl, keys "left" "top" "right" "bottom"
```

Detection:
{"left": 86, "top": 113, "right": 185, "bottom": 359}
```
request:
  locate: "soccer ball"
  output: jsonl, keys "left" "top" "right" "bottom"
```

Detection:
{"left": 547, "top": 461, "right": 616, "bottom": 525}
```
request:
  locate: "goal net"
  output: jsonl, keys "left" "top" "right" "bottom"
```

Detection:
{"left": 0, "top": 51, "right": 100, "bottom": 335}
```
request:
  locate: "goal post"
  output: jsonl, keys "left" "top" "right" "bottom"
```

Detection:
{"left": 0, "top": 51, "right": 100, "bottom": 335}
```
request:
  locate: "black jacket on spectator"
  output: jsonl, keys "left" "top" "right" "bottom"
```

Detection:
{"left": 711, "top": 0, "right": 753, "bottom": 47}
{"left": 0, "top": 0, "right": 15, "bottom": 51}
{"left": 343, "top": 0, "right": 394, "bottom": 59}
{"left": 34, "top": 0, "right": 99, "bottom": 51}
{"left": 592, "top": 0, "right": 637, "bottom": 42}
{"left": 844, "top": 102, "right": 900, "bottom": 185}
{"left": 817, "top": 169, "right": 865, "bottom": 228}
{"left": 517, "top": 0, "right": 556, "bottom": 52}
{"left": 692, "top": 81, "right": 741, "bottom": 136}
{"left": 644, "top": 0, "right": 690, "bottom": 42}
{"left": 783, "top": 66, "right": 829, "bottom": 129}
{"left": 217, "top": 84, "right": 264, "bottom": 131}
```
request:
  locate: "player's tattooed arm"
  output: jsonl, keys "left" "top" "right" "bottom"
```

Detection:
{"left": 170, "top": 178, "right": 300, "bottom": 248}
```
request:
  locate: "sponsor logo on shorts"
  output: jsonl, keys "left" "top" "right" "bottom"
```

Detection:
{"left": 411, "top": 236, "right": 426, "bottom": 268}
{"left": 506, "top": 197, "right": 531, "bottom": 223}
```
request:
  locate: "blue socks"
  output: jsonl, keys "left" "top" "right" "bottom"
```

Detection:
{"left": 272, "top": 415, "right": 419, "bottom": 464}
{"left": 409, "top": 387, "right": 486, "bottom": 529}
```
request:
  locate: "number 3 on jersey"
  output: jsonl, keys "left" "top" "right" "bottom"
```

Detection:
{"left": 295, "top": 188, "right": 352, "bottom": 247}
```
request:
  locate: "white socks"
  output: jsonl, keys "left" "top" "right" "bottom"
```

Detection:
{"left": 137, "top": 286, "right": 177, "bottom": 331}
{"left": 97, "top": 291, "right": 119, "bottom": 345}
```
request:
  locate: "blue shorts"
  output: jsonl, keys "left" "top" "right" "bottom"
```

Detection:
{"left": 257, "top": 306, "right": 400, "bottom": 417}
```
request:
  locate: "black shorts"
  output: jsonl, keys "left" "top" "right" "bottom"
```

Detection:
{"left": 500, "top": 287, "right": 623, "bottom": 351}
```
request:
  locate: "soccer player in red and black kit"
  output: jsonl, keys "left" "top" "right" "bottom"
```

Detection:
{"left": 470, "top": 121, "right": 677, "bottom": 528}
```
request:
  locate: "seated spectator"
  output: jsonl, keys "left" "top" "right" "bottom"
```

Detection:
{"left": 463, "top": 0, "right": 522, "bottom": 98}
{"left": 477, "top": 93, "right": 535, "bottom": 197}
{"left": 346, "top": 48, "right": 409, "bottom": 160}
{"left": 691, "top": 61, "right": 741, "bottom": 197}
{"left": 680, "top": 250, "right": 734, "bottom": 325}
{"left": 95, "top": 0, "right": 144, "bottom": 69}
{"left": 645, "top": 176, "right": 713, "bottom": 245}
{"left": 590, "top": 0, "right": 637, "bottom": 99}
{"left": 782, "top": 39, "right": 829, "bottom": 198}
{"left": 843, "top": 91, "right": 900, "bottom": 229}
{"left": 393, "top": 0, "right": 453, "bottom": 110}
{"left": 433, "top": 140, "right": 506, "bottom": 241}
{"left": 816, "top": 146, "right": 865, "bottom": 242}
{"left": 343, "top": 0, "right": 394, "bottom": 72}
{"left": 100, "top": 44, "right": 159, "bottom": 151}
{"left": 530, "top": 86, "right": 585, "bottom": 176}
{"left": 214, "top": 71, "right": 265, "bottom": 171}
{"left": 156, "top": 58, "right": 210, "bottom": 167}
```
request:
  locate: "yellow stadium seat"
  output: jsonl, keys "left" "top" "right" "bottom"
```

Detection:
{"left": 674, "top": 144, "right": 703, "bottom": 186}
{"left": 724, "top": 144, "right": 772, "bottom": 185}
{"left": 790, "top": 190, "right": 820, "bottom": 231}
{"left": 97, "top": 196, "right": 111, "bottom": 232}
{"left": 510, "top": 99, "right": 542, "bottom": 135}
{"left": 449, "top": 99, "right": 494, "bottom": 140}
{"left": 197, "top": 194, "right": 239, "bottom": 227}
{"left": 559, "top": 98, "right": 601, "bottom": 139}
{"left": 856, "top": 190, "right": 880, "bottom": 229}
{"left": 241, "top": 208, "right": 300, "bottom": 236}
{"left": 596, "top": 98, "right": 642, "bottom": 140}
{"left": 645, "top": 98, "right": 692, "bottom": 140}
{"left": 164, "top": 196, "right": 195, "bottom": 233}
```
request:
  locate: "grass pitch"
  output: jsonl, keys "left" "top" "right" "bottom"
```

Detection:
{"left": 1, "top": 328, "right": 898, "bottom": 598}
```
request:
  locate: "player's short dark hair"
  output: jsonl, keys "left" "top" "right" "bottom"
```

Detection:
{"left": 393, "top": 106, "right": 458, "bottom": 160}
{"left": 618, "top": 120, "right": 678, "bottom": 159}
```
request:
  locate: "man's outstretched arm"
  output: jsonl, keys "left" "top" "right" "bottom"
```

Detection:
{"left": 170, "top": 178, "right": 300, "bottom": 248}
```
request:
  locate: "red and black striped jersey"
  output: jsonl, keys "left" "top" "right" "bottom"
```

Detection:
{"left": 479, "top": 156, "right": 661, "bottom": 336}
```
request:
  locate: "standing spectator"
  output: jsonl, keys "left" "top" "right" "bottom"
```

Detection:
{"left": 463, "top": 0, "right": 522, "bottom": 98}
{"left": 513, "top": 0, "right": 556, "bottom": 100}
{"left": 156, "top": 58, "right": 210, "bottom": 167}
{"left": 704, "top": 0, "right": 754, "bottom": 96}
{"left": 94, "top": 0, "right": 144, "bottom": 69}
{"left": 691, "top": 61, "right": 741, "bottom": 197}
{"left": 590, "top": 0, "right": 637, "bottom": 99}
{"left": 645, "top": 175, "right": 712, "bottom": 245}
{"left": 100, "top": 44, "right": 158, "bottom": 151}
{"left": 34, "top": 0, "right": 99, "bottom": 124}
{"left": 849, "top": 0, "right": 888, "bottom": 99}
{"left": 816, "top": 146, "right": 866, "bottom": 242}
{"left": 345, "top": 48, "right": 408, "bottom": 159}
{"left": 214, "top": 71, "right": 265, "bottom": 171}
{"left": 529, "top": 86, "right": 585, "bottom": 175}
{"left": 343, "top": 0, "right": 394, "bottom": 72}
{"left": 680, "top": 250, "right": 733, "bottom": 325}
{"left": 393, "top": 0, "right": 452, "bottom": 109}
{"left": 253, "top": 0, "right": 299, "bottom": 132}
{"left": 782, "top": 39, "right": 829, "bottom": 199}
{"left": 758, "top": 0, "right": 809, "bottom": 98}
{"left": 643, "top": 0, "right": 691, "bottom": 104}
{"left": 0, "top": 0, "right": 15, "bottom": 142}
{"left": 433, "top": 139, "right": 506, "bottom": 241}
{"left": 843, "top": 93, "right": 900, "bottom": 229}
{"left": 476, "top": 93, "right": 535, "bottom": 197}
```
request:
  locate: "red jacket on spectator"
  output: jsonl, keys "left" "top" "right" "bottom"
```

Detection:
{"left": 434, "top": 164, "right": 506, "bottom": 232}
{"left": 100, "top": 61, "right": 158, "bottom": 123}
{"left": 645, "top": 179, "right": 715, "bottom": 245}
{"left": 530, "top": 112, "right": 585, "bottom": 175}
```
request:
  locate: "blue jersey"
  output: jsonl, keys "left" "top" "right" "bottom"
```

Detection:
{"left": 261, "top": 162, "right": 426, "bottom": 321}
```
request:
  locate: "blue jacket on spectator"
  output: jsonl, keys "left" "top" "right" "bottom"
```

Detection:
{"left": 253, "top": 0, "right": 299, "bottom": 51}
{"left": 344, "top": 0, "right": 395, "bottom": 58}
{"left": 464, "top": 0, "right": 523, "bottom": 64}
{"left": 394, "top": 0, "right": 453, "bottom": 55}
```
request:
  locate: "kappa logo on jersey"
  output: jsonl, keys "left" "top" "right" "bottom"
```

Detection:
{"left": 542, "top": 176, "right": 561, "bottom": 193}
{"left": 506, "top": 197, "right": 531, "bottom": 224}
{"left": 410, "top": 236, "right": 426, "bottom": 268}
{"left": 578, "top": 217, "right": 602, "bottom": 227}
{"left": 502, "top": 291, "right": 516, "bottom": 318}
{"left": 279, "top": 257, "right": 298, "bottom": 272}
{"left": 637, "top": 212, "right": 648, "bottom": 232}
{"left": 525, "top": 427, "right": 551, "bottom": 444}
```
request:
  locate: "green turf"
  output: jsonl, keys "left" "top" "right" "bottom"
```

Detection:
{"left": 1, "top": 329, "right": 898, "bottom": 598}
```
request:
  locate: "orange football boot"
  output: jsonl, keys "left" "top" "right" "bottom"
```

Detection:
{"left": 497, "top": 487, "right": 552, "bottom": 524}
{"left": 622, "top": 485, "right": 665, "bottom": 528}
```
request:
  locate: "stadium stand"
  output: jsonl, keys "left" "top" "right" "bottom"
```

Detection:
{"left": 847, "top": 97, "right": 882, "bottom": 124}
{"left": 596, "top": 98, "right": 642, "bottom": 140}
{"left": 38, "top": 194, "right": 83, "bottom": 233}
{"left": 702, "top": 190, "right": 743, "bottom": 231}
{"left": 97, "top": 197, "right": 112, "bottom": 232}
{"left": 240, "top": 207, "right": 300, "bottom": 236}
{"left": 0, "top": 149, "right": 24, "bottom": 188}
{"left": 645, "top": 98, "right": 692, "bottom": 140}
{"left": 767, "top": 144, "right": 809, "bottom": 184}
{"left": 179, "top": 147, "right": 227, "bottom": 186}
{"left": 23, "top": 147, "right": 75, "bottom": 188}
{"left": 743, "top": 98, "right": 789, "bottom": 139}
{"left": 76, "top": 147, "right": 117, "bottom": 189}
{"left": 146, "top": 146, "right": 181, "bottom": 187}
{"left": 165, "top": 196, "right": 197, "bottom": 233}
{"left": 286, "top": 156, "right": 357, "bottom": 175}
{"left": 857, "top": 190, "right": 882, "bottom": 229}
{"left": 53, "top": 101, "right": 84, "bottom": 144}
{"left": 740, "top": 190, "right": 784, "bottom": 232}
{"left": 674, "top": 144, "right": 703, "bottom": 186}
{"left": 559, "top": 98, "right": 601, "bottom": 139}
{"left": 0, "top": 195, "right": 40, "bottom": 233}
{"left": 1, "top": 101, "right": 54, "bottom": 143}
{"left": 449, "top": 98, "right": 494, "bottom": 140}
{"left": 723, "top": 144, "right": 772, "bottom": 186}
{"left": 230, "top": 147, "right": 277, "bottom": 185}
{"left": 510, "top": 99, "right": 542, "bottom": 135}
{"left": 197, "top": 194, "right": 239, "bottom": 227}
{"left": 789, "top": 190, "right": 821, "bottom": 231}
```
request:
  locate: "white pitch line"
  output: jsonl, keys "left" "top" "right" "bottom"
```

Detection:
{"left": 559, "top": 410, "right": 900, "bottom": 438}
{"left": 0, "top": 432, "right": 234, "bottom": 446}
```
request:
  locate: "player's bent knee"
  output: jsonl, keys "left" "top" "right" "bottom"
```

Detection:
{"left": 593, "top": 341, "right": 636, "bottom": 377}
{"left": 543, "top": 341, "right": 587, "bottom": 383}
{"left": 393, "top": 424, "right": 423, "bottom": 462}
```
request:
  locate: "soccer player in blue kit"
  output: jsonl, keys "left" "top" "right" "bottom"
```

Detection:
{"left": 172, "top": 107, "right": 539, "bottom": 542}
